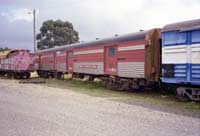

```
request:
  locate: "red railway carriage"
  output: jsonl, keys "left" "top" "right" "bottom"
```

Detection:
{"left": 55, "top": 51, "right": 67, "bottom": 73}
{"left": 36, "top": 51, "right": 56, "bottom": 77}
{"left": 35, "top": 28, "right": 161, "bottom": 90}
{"left": 73, "top": 46, "right": 104, "bottom": 76}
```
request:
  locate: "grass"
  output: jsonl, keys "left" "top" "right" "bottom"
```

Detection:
{"left": 45, "top": 78, "right": 126, "bottom": 97}
{"left": 41, "top": 77, "right": 200, "bottom": 114}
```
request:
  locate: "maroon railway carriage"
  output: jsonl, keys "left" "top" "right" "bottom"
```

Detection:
{"left": 35, "top": 28, "right": 161, "bottom": 90}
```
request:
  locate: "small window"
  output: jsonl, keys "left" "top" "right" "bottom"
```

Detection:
{"left": 68, "top": 52, "right": 73, "bottom": 58}
{"left": 108, "top": 48, "right": 115, "bottom": 57}
{"left": 191, "top": 30, "right": 200, "bottom": 43}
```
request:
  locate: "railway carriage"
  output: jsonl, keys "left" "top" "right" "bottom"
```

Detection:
{"left": 55, "top": 51, "right": 67, "bottom": 73}
{"left": 35, "top": 51, "right": 55, "bottom": 78}
{"left": 35, "top": 28, "right": 161, "bottom": 90}
{"left": 0, "top": 49, "right": 34, "bottom": 79}
{"left": 0, "top": 19, "right": 197, "bottom": 101}
{"left": 161, "top": 19, "right": 200, "bottom": 100}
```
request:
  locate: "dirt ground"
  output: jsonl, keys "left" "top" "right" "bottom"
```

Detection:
{"left": 0, "top": 79, "right": 199, "bottom": 136}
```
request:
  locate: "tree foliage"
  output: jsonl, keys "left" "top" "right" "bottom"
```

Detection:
{"left": 36, "top": 20, "right": 79, "bottom": 50}
{"left": 0, "top": 47, "right": 11, "bottom": 52}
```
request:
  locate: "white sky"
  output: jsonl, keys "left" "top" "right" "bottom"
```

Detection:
{"left": 0, "top": 0, "right": 200, "bottom": 51}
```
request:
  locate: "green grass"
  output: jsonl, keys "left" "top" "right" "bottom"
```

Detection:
{"left": 45, "top": 78, "right": 127, "bottom": 97}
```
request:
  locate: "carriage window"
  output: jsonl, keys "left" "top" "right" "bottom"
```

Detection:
{"left": 176, "top": 32, "right": 187, "bottom": 44}
{"left": 163, "top": 31, "right": 187, "bottom": 45}
{"left": 108, "top": 48, "right": 115, "bottom": 57}
{"left": 68, "top": 52, "right": 73, "bottom": 58}
{"left": 163, "top": 32, "right": 177, "bottom": 45}
{"left": 191, "top": 30, "right": 200, "bottom": 43}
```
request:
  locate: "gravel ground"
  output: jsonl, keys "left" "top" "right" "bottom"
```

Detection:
{"left": 0, "top": 79, "right": 199, "bottom": 136}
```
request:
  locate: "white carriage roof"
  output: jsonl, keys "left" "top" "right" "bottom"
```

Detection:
{"left": 35, "top": 29, "right": 151, "bottom": 54}
{"left": 162, "top": 18, "right": 200, "bottom": 32}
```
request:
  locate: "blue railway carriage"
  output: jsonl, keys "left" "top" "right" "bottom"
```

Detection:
{"left": 161, "top": 19, "right": 200, "bottom": 101}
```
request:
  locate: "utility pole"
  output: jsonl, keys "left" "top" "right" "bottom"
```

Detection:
{"left": 33, "top": 9, "right": 36, "bottom": 53}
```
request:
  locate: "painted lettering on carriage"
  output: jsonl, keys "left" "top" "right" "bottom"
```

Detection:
{"left": 79, "top": 65, "right": 97, "bottom": 69}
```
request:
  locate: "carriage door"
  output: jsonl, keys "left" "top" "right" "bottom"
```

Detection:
{"left": 67, "top": 51, "right": 74, "bottom": 73}
{"left": 105, "top": 46, "right": 117, "bottom": 75}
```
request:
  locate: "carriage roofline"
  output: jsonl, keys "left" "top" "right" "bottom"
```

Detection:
{"left": 162, "top": 18, "right": 200, "bottom": 32}
{"left": 0, "top": 49, "right": 30, "bottom": 59}
{"left": 35, "top": 29, "right": 159, "bottom": 54}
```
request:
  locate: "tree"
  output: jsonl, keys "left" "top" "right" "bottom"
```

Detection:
{"left": 36, "top": 20, "right": 79, "bottom": 50}
{"left": 0, "top": 47, "right": 11, "bottom": 52}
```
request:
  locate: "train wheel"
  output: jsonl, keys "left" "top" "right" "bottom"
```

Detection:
{"left": 43, "top": 72, "right": 49, "bottom": 78}
{"left": 25, "top": 72, "right": 31, "bottom": 79}
{"left": 14, "top": 73, "right": 20, "bottom": 79}
{"left": 72, "top": 73, "right": 76, "bottom": 79}
{"left": 7, "top": 73, "right": 14, "bottom": 78}
{"left": 129, "top": 81, "right": 139, "bottom": 91}
{"left": 19, "top": 73, "right": 24, "bottom": 79}
{"left": 176, "top": 87, "right": 190, "bottom": 102}
{"left": 50, "top": 73, "right": 54, "bottom": 78}
{"left": 106, "top": 77, "right": 117, "bottom": 90}
{"left": 117, "top": 79, "right": 129, "bottom": 91}
{"left": 176, "top": 95, "right": 190, "bottom": 102}
{"left": 0, "top": 72, "right": 4, "bottom": 77}
{"left": 57, "top": 72, "right": 62, "bottom": 79}
{"left": 79, "top": 74, "right": 84, "bottom": 79}
{"left": 88, "top": 75, "right": 94, "bottom": 81}
{"left": 100, "top": 77, "right": 108, "bottom": 87}
{"left": 14, "top": 73, "right": 18, "bottom": 79}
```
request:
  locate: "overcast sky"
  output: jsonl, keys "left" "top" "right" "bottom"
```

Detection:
{"left": 0, "top": 0, "right": 200, "bottom": 51}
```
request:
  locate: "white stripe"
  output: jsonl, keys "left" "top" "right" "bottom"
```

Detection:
{"left": 162, "top": 45, "right": 187, "bottom": 64}
{"left": 163, "top": 49, "right": 186, "bottom": 53}
{"left": 191, "top": 43, "right": 200, "bottom": 48}
{"left": 191, "top": 44, "right": 200, "bottom": 63}
{"left": 118, "top": 45, "right": 144, "bottom": 51}
{"left": 162, "top": 44, "right": 200, "bottom": 64}
{"left": 191, "top": 43, "right": 200, "bottom": 52}
{"left": 162, "top": 45, "right": 187, "bottom": 53}
{"left": 56, "top": 54, "right": 66, "bottom": 57}
{"left": 41, "top": 54, "right": 54, "bottom": 58}
{"left": 74, "top": 49, "right": 103, "bottom": 55}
